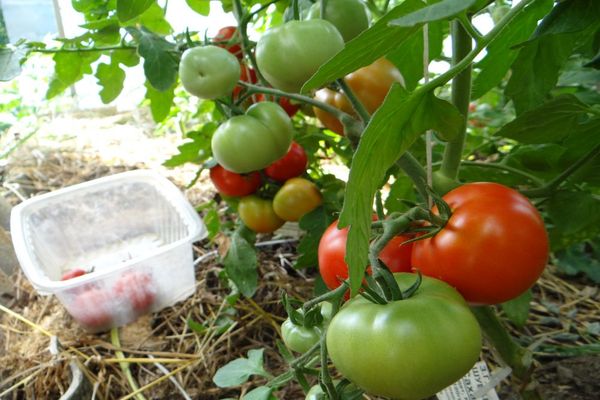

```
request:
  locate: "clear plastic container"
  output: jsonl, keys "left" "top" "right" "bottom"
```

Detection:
{"left": 10, "top": 170, "right": 206, "bottom": 332}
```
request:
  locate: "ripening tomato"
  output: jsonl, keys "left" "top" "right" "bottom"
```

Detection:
{"left": 318, "top": 219, "right": 413, "bottom": 289}
{"left": 68, "top": 287, "right": 113, "bottom": 331}
{"left": 313, "top": 58, "right": 404, "bottom": 135}
{"left": 114, "top": 271, "right": 157, "bottom": 313}
{"left": 238, "top": 195, "right": 285, "bottom": 233}
{"left": 411, "top": 182, "right": 549, "bottom": 305}
{"left": 264, "top": 142, "right": 308, "bottom": 182}
{"left": 210, "top": 165, "right": 261, "bottom": 197}
{"left": 232, "top": 63, "right": 258, "bottom": 100}
{"left": 272, "top": 177, "right": 322, "bottom": 222}
{"left": 214, "top": 26, "right": 243, "bottom": 59}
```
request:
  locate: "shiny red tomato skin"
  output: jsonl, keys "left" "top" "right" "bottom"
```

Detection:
{"left": 214, "top": 26, "right": 243, "bottom": 59}
{"left": 411, "top": 182, "right": 549, "bottom": 305}
{"left": 210, "top": 165, "right": 262, "bottom": 197}
{"left": 318, "top": 220, "right": 413, "bottom": 289}
{"left": 264, "top": 142, "right": 308, "bottom": 182}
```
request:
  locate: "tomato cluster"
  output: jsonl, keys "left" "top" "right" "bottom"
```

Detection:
{"left": 209, "top": 141, "right": 321, "bottom": 233}
{"left": 62, "top": 269, "right": 156, "bottom": 331}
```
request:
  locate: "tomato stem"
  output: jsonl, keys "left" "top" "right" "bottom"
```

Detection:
{"left": 111, "top": 328, "right": 147, "bottom": 400}
{"left": 395, "top": 152, "right": 429, "bottom": 201}
{"left": 320, "top": 0, "right": 327, "bottom": 19}
{"left": 302, "top": 284, "right": 347, "bottom": 312}
{"left": 522, "top": 142, "right": 600, "bottom": 198}
{"left": 458, "top": 13, "right": 483, "bottom": 43}
{"left": 438, "top": 19, "right": 472, "bottom": 182}
{"left": 337, "top": 79, "right": 371, "bottom": 125}
{"left": 319, "top": 334, "right": 339, "bottom": 400}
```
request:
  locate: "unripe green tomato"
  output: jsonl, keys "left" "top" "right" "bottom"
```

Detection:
{"left": 179, "top": 46, "right": 240, "bottom": 99}
{"left": 211, "top": 102, "right": 294, "bottom": 173}
{"left": 273, "top": 177, "right": 322, "bottom": 222}
{"left": 281, "top": 318, "right": 322, "bottom": 353}
{"left": 238, "top": 195, "right": 285, "bottom": 233}
{"left": 307, "top": 0, "right": 370, "bottom": 42}
{"left": 256, "top": 20, "right": 344, "bottom": 93}
{"left": 327, "top": 273, "right": 481, "bottom": 400}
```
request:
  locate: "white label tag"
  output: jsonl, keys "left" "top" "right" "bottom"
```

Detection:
{"left": 436, "top": 361, "right": 500, "bottom": 400}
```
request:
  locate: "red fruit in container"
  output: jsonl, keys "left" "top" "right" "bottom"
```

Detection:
{"left": 114, "top": 271, "right": 157, "bottom": 313}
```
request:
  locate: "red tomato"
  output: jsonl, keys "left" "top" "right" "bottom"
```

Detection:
{"left": 233, "top": 63, "right": 258, "bottom": 99}
{"left": 318, "top": 220, "right": 413, "bottom": 289}
{"left": 264, "top": 142, "right": 308, "bottom": 182}
{"left": 210, "top": 165, "right": 262, "bottom": 197}
{"left": 68, "top": 287, "right": 113, "bottom": 330}
{"left": 214, "top": 26, "right": 243, "bottom": 59}
{"left": 114, "top": 271, "right": 157, "bottom": 313}
{"left": 411, "top": 182, "right": 549, "bottom": 305}
{"left": 61, "top": 268, "right": 86, "bottom": 281}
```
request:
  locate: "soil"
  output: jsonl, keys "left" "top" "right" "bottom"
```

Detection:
{"left": 1, "top": 108, "right": 599, "bottom": 400}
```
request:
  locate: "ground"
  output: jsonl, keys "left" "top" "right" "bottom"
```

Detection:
{"left": 0, "top": 108, "right": 599, "bottom": 399}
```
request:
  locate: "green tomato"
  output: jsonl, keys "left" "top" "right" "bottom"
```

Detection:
{"left": 211, "top": 102, "right": 293, "bottom": 173}
{"left": 179, "top": 45, "right": 240, "bottom": 99}
{"left": 305, "top": 384, "right": 325, "bottom": 400}
{"left": 307, "top": 0, "right": 370, "bottom": 42}
{"left": 327, "top": 273, "right": 482, "bottom": 400}
{"left": 281, "top": 318, "right": 322, "bottom": 354}
{"left": 256, "top": 20, "right": 344, "bottom": 93}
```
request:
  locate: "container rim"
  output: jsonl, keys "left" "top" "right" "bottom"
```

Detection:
{"left": 10, "top": 169, "right": 207, "bottom": 294}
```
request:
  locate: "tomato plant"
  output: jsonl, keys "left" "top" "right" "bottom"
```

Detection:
{"left": 264, "top": 142, "right": 308, "bottom": 182}
{"left": 210, "top": 165, "right": 261, "bottom": 197}
{"left": 256, "top": 19, "right": 344, "bottom": 93}
{"left": 318, "top": 220, "right": 413, "bottom": 289}
{"left": 238, "top": 195, "right": 284, "bottom": 233}
{"left": 211, "top": 101, "right": 293, "bottom": 173}
{"left": 179, "top": 46, "right": 241, "bottom": 99}
{"left": 114, "top": 271, "right": 157, "bottom": 313}
{"left": 213, "top": 26, "right": 243, "bottom": 59}
{"left": 327, "top": 273, "right": 481, "bottom": 400}
{"left": 412, "top": 182, "right": 549, "bottom": 305}
{"left": 273, "top": 177, "right": 322, "bottom": 222}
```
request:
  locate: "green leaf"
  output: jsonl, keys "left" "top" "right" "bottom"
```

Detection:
{"left": 472, "top": 0, "right": 553, "bottom": 99}
{"left": 295, "top": 207, "right": 331, "bottom": 269}
{"left": 117, "top": 0, "right": 155, "bottom": 22}
{"left": 213, "top": 349, "right": 270, "bottom": 388}
{"left": 71, "top": 0, "right": 96, "bottom": 13}
{"left": 163, "top": 125, "right": 215, "bottom": 167}
{"left": 384, "top": 174, "right": 417, "bottom": 213}
{"left": 547, "top": 190, "right": 600, "bottom": 250}
{"left": 387, "top": 21, "right": 444, "bottom": 91}
{"left": 389, "top": 0, "right": 476, "bottom": 27}
{"left": 187, "top": 318, "right": 207, "bottom": 333}
{"left": 112, "top": 49, "right": 140, "bottom": 67}
{"left": 46, "top": 52, "right": 99, "bottom": 99}
{"left": 138, "top": 2, "right": 173, "bottom": 35}
{"left": 420, "top": 93, "right": 464, "bottom": 141}
{"left": 127, "top": 27, "right": 178, "bottom": 91}
{"left": 204, "top": 207, "right": 221, "bottom": 241}
{"left": 95, "top": 62, "right": 125, "bottom": 103}
{"left": 339, "top": 85, "right": 432, "bottom": 294}
{"left": 554, "top": 241, "right": 600, "bottom": 284}
{"left": 531, "top": 0, "right": 600, "bottom": 40}
{"left": 145, "top": 81, "right": 176, "bottom": 122}
{"left": 185, "top": 0, "right": 210, "bottom": 15}
{"left": 505, "top": 32, "right": 581, "bottom": 114}
{"left": 0, "top": 47, "right": 26, "bottom": 81}
{"left": 495, "top": 95, "right": 590, "bottom": 144}
{"left": 501, "top": 290, "right": 532, "bottom": 328}
{"left": 301, "top": 0, "right": 425, "bottom": 93}
{"left": 242, "top": 386, "right": 277, "bottom": 400}
{"left": 223, "top": 228, "right": 258, "bottom": 298}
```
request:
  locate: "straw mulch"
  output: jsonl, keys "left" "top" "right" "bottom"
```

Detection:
{"left": 1, "top": 147, "right": 599, "bottom": 400}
